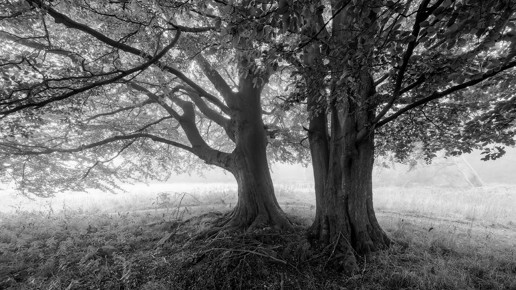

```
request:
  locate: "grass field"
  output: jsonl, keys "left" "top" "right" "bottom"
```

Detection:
{"left": 1, "top": 183, "right": 515, "bottom": 289}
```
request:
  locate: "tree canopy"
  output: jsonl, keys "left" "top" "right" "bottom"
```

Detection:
{"left": 4, "top": 1, "right": 514, "bottom": 193}
{"left": 0, "top": 0, "right": 304, "bottom": 196}
{"left": 275, "top": 0, "right": 516, "bottom": 161}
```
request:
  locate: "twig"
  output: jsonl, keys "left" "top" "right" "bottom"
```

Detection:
{"left": 202, "top": 247, "right": 287, "bottom": 264}
{"left": 175, "top": 192, "right": 187, "bottom": 220}
{"left": 324, "top": 232, "right": 342, "bottom": 268}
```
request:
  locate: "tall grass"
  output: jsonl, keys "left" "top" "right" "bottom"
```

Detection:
{"left": 374, "top": 185, "right": 516, "bottom": 227}
{"left": 1, "top": 182, "right": 515, "bottom": 289}
{"left": 2, "top": 183, "right": 514, "bottom": 228}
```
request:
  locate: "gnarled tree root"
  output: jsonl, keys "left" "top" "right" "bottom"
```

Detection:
{"left": 191, "top": 208, "right": 294, "bottom": 241}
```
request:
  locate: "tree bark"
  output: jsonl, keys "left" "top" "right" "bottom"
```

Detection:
{"left": 307, "top": 70, "right": 390, "bottom": 272}
{"left": 302, "top": 0, "right": 390, "bottom": 272}
{"left": 185, "top": 44, "right": 292, "bottom": 231}
{"left": 307, "top": 89, "right": 330, "bottom": 238}
{"left": 221, "top": 78, "right": 291, "bottom": 231}
{"left": 226, "top": 148, "right": 291, "bottom": 230}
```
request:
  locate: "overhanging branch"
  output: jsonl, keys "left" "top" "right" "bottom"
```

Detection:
{"left": 195, "top": 54, "right": 235, "bottom": 105}
{"left": 0, "top": 30, "right": 84, "bottom": 64}
{"left": 0, "top": 30, "right": 181, "bottom": 117}
{"left": 127, "top": 82, "right": 233, "bottom": 167}
{"left": 85, "top": 99, "right": 155, "bottom": 121}
{"left": 26, "top": 0, "right": 231, "bottom": 115}
{"left": 178, "top": 85, "right": 234, "bottom": 141}
{"left": 3, "top": 133, "right": 194, "bottom": 155}
{"left": 374, "top": 0, "right": 432, "bottom": 124}
{"left": 173, "top": 100, "right": 233, "bottom": 169}
{"left": 376, "top": 60, "right": 516, "bottom": 128}
{"left": 127, "top": 82, "right": 182, "bottom": 120}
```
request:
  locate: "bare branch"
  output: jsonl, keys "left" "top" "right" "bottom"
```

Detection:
{"left": 399, "top": 75, "right": 426, "bottom": 95}
{"left": 82, "top": 138, "right": 135, "bottom": 180}
{"left": 373, "top": 0, "right": 433, "bottom": 124}
{"left": 195, "top": 54, "right": 235, "bottom": 105}
{"left": 127, "top": 82, "right": 233, "bottom": 165}
{"left": 0, "top": 30, "right": 83, "bottom": 64}
{"left": 85, "top": 99, "right": 154, "bottom": 121}
{"left": 374, "top": 73, "right": 389, "bottom": 87}
{"left": 0, "top": 7, "right": 32, "bottom": 20}
{"left": 134, "top": 116, "right": 175, "bottom": 132}
{"left": 127, "top": 82, "right": 182, "bottom": 120}
{"left": 168, "top": 22, "right": 216, "bottom": 33}
{"left": 174, "top": 100, "right": 233, "bottom": 169}
{"left": 179, "top": 85, "right": 234, "bottom": 141}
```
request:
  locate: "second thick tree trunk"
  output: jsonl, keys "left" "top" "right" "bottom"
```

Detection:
{"left": 308, "top": 107, "right": 390, "bottom": 272}
{"left": 307, "top": 70, "right": 390, "bottom": 272}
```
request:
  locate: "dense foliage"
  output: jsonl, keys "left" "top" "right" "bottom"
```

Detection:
{"left": 0, "top": 0, "right": 306, "bottom": 197}
{"left": 272, "top": 0, "right": 516, "bottom": 161}
{"left": 2, "top": 1, "right": 514, "bottom": 193}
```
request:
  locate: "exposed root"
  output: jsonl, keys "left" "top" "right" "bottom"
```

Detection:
{"left": 306, "top": 218, "right": 391, "bottom": 274}
{"left": 165, "top": 221, "right": 349, "bottom": 289}
{"left": 150, "top": 211, "right": 388, "bottom": 288}
{"left": 247, "top": 214, "right": 269, "bottom": 231}
{"left": 318, "top": 233, "right": 359, "bottom": 274}
{"left": 187, "top": 209, "right": 294, "bottom": 243}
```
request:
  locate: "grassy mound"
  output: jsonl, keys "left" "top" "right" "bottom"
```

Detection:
{"left": 1, "top": 207, "right": 515, "bottom": 289}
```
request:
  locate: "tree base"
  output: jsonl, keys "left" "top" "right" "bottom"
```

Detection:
{"left": 307, "top": 214, "right": 391, "bottom": 274}
{"left": 191, "top": 207, "right": 293, "bottom": 242}
{"left": 214, "top": 207, "right": 293, "bottom": 232}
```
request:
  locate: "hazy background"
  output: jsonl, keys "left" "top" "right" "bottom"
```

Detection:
{"left": 165, "top": 148, "right": 516, "bottom": 186}
{"left": 1, "top": 147, "right": 515, "bottom": 215}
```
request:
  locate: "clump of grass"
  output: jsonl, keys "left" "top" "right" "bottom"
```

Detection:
{"left": 2, "top": 184, "right": 515, "bottom": 289}
{"left": 2, "top": 203, "right": 516, "bottom": 290}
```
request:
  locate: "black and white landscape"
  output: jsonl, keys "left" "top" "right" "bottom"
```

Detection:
{"left": 1, "top": 1, "right": 516, "bottom": 289}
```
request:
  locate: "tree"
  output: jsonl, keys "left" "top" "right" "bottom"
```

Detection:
{"left": 276, "top": 0, "right": 516, "bottom": 271}
{"left": 0, "top": 0, "right": 293, "bottom": 230}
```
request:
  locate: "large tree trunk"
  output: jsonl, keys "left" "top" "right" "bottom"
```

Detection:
{"left": 222, "top": 78, "right": 291, "bottom": 231}
{"left": 192, "top": 50, "right": 290, "bottom": 231}
{"left": 226, "top": 147, "right": 291, "bottom": 230}
{"left": 304, "top": 0, "right": 389, "bottom": 273}
{"left": 307, "top": 105, "right": 390, "bottom": 272}
{"left": 307, "top": 69, "right": 390, "bottom": 272}
{"left": 307, "top": 91, "right": 330, "bottom": 238}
